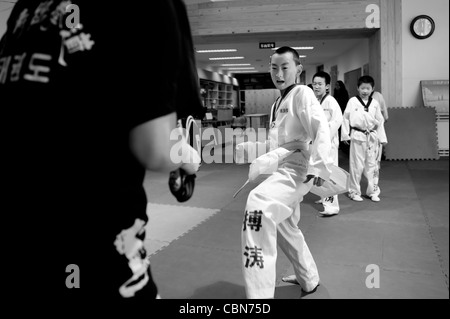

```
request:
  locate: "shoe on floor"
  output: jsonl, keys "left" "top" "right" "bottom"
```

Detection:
{"left": 301, "top": 283, "right": 320, "bottom": 295}
{"left": 314, "top": 199, "right": 323, "bottom": 204}
{"left": 319, "top": 209, "right": 338, "bottom": 217}
{"left": 281, "top": 275, "right": 299, "bottom": 285}
{"left": 370, "top": 195, "right": 380, "bottom": 202}
{"left": 348, "top": 193, "right": 363, "bottom": 202}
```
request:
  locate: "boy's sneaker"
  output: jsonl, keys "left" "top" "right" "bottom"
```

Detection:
{"left": 319, "top": 209, "right": 338, "bottom": 217}
{"left": 301, "top": 283, "right": 320, "bottom": 296}
{"left": 281, "top": 275, "right": 299, "bottom": 285}
{"left": 348, "top": 193, "right": 363, "bottom": 202}
{"left": 370, "top": 195, "right": 380, "bottom": 202}
{"left": 315, "top": 199, "right": 323, "bottom": 204}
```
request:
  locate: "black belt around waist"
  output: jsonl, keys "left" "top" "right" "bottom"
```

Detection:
{"left": 350, "top": 126, "right": 375, "bottom": 135}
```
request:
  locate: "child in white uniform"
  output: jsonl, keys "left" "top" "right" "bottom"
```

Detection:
{"left": 370, "top": 91, "right": 388, "bottom": 168}
{"left": 240, "top": 47, "right": 333, "bottom": 299}
{"left": 312, "top": 71, "right": 343, "bottom": 216}
{"left": 341, "top": 76, "right": 387, "bottom": 202}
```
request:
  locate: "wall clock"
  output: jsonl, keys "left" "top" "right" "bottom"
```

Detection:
{"left": 410, "top": 15, "right": 435, "bottom": 39}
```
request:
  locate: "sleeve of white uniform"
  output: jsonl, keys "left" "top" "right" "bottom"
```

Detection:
{"left": 341, "top": 98, "right": 353, "bottom": 141}
{"left": 328, "top": 97, "right": 343, "bottom": 139}
{"left": 376, "top": 92, "right": 389, "bottom": 121}
{"left": 295, "top": 88, "right": 332, "bottom": 181}
{"left": 374, "top": 101, "right": 388, "bottom": 144}
{"left": 235, "top": 140, "right": 269, "bottom": 164}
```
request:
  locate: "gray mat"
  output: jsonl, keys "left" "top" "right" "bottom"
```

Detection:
{"left": 385, "top": 107, "right": 439, "bottom": 160}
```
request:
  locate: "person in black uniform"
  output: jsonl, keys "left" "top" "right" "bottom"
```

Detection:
{"left": 0, "top": 0, "right": 202, "bottom": 306}
{"left": 334, "top": 80, "right": 350, "bottom": 154}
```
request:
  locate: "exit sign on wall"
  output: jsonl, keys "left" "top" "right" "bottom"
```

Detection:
{"left": 259, "top": 42, "right": 275, "bottom": 49}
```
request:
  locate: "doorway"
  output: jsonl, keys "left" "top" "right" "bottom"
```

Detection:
{"left": 344, "top": 68, "right": 362, "bottom": 98}
{"left": 330, "top": 65, "right": 338, "bottom": 96}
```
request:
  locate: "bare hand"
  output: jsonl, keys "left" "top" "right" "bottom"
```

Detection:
{"left": 304, "top": 175, "right": 325, "bottom": 186}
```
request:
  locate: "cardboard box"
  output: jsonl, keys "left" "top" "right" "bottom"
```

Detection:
{"left": 217, "top": 108, "right": 233, "bottom": 121}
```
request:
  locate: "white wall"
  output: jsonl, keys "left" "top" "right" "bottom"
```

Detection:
{"left": 303, "top": 39, "right": 369, "bottom": 85}
{"left": 402, "top": 0, "right": 450, "bottom": 107}
{"left": 305, "top": 0, "right": 449, "bottom": 108}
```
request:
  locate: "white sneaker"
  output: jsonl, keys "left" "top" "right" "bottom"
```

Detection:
{"left": 315, "top": 199, "right": 323, "bottom": 204}
{"left": 348, "top": 193, "right": 363, "bottom": 202}
{"left": 370, "top": 195, "right": 380, "bottom": 202}
{"left": 319, "top": 209, "right": 339, "bottom": 217}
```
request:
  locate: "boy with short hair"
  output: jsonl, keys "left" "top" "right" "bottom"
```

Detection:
{"left": 341, "top": 76, "right": 387, "bottom": 202}
{"left": 312, "top": 71, "right": 343, "bottom": 216}
{"left": 240, "top": 47, "right": 333, "bottom": 298}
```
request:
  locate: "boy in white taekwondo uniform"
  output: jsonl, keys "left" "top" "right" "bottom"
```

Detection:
{"left": 241, "top": 47, "right": 333, "bottom": 299}
{"left": 341, "top": 76, "right": 388, "bottom": 202}
{"left": 370, "top": 91, "right": 388, "bottom": 169}
{"left": 312, "top": 71, "right": 343, "bottom": 216}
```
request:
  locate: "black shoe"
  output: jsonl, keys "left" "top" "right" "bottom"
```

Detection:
{"left": 301, "top": 283, "right": 320, "bottom": 296}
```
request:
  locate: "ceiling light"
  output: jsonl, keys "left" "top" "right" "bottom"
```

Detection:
{"left": 230, "top": 70, "right": 259, "bottom": 73}
{"left": 196, "top": 49, "right": 237, "bottom": 53}
{"left": 220, "top": 64, "right": 251, "bottom": 66}
{"left": 299, "top": 55, "right": 307, "bottom": 58}
{"left": 272, "top": 46, "right": 314, "bottom": 50}
{"left": 224, "top": 67, "right": 255, "bottom": 70}
{"left": 209, "top": 57, "right": 244, "bottom": 60}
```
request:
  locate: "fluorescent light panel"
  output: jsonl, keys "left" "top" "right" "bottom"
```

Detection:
{"left": 224, "top": 67, "right": 255, "bottom": 70}
{"left": 209, "top": 56, "right": 244, "bottom": 60}
{"left": 272, "top": 46, "right": 314, "bottom": 50}
{"left": 196, "top": 49, "right": 237, "bottom": 53}
{"left": 220, "top": 63, "right": 251, "bottom": 66}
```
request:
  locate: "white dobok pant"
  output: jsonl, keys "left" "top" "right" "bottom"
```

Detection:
{"left": 242, "top": 151, "right": 319, "bottom": 299}
{"left": 349, "top": 135, "right": 381, "bottom": 197}
{"left": 321, "top": 142, "right": 340, "bottom": 214}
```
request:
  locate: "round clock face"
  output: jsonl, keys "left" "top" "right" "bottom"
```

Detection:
{"left": 411, "top": 15, "right": 435, "bottom": 39}
{"left": 414, "top": 18, "right": 432, "bottom": 36}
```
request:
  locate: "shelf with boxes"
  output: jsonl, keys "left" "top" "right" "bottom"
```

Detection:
{"left": 200, "top": 80, "right": 235, "bottom": 108}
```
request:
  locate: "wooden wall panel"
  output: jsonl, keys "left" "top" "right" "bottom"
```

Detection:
{"left": 369, "top": 30, "right": 381, "bottom": 92}
{"left": 379, "top": 0, "right": 402, "bottom": 108}
{"left": 187, "top": 0, "right": 381, "bottom": 36}
{"left": 194, "top": 29, "right": 377, "bottom": 45}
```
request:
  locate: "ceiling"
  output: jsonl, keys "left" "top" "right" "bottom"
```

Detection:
{"left": 194, "top": 35, "right": 365, "bottom": 75}
{"left": 187, "top": 0, "right": 375, "bottom": 76}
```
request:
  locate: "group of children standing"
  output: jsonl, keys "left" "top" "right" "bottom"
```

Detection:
{"left": 240, "top": 47, "right": 388, "bottom": 299}
{"left": 313, "top": 72, "right": 388, "bottom": 212}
